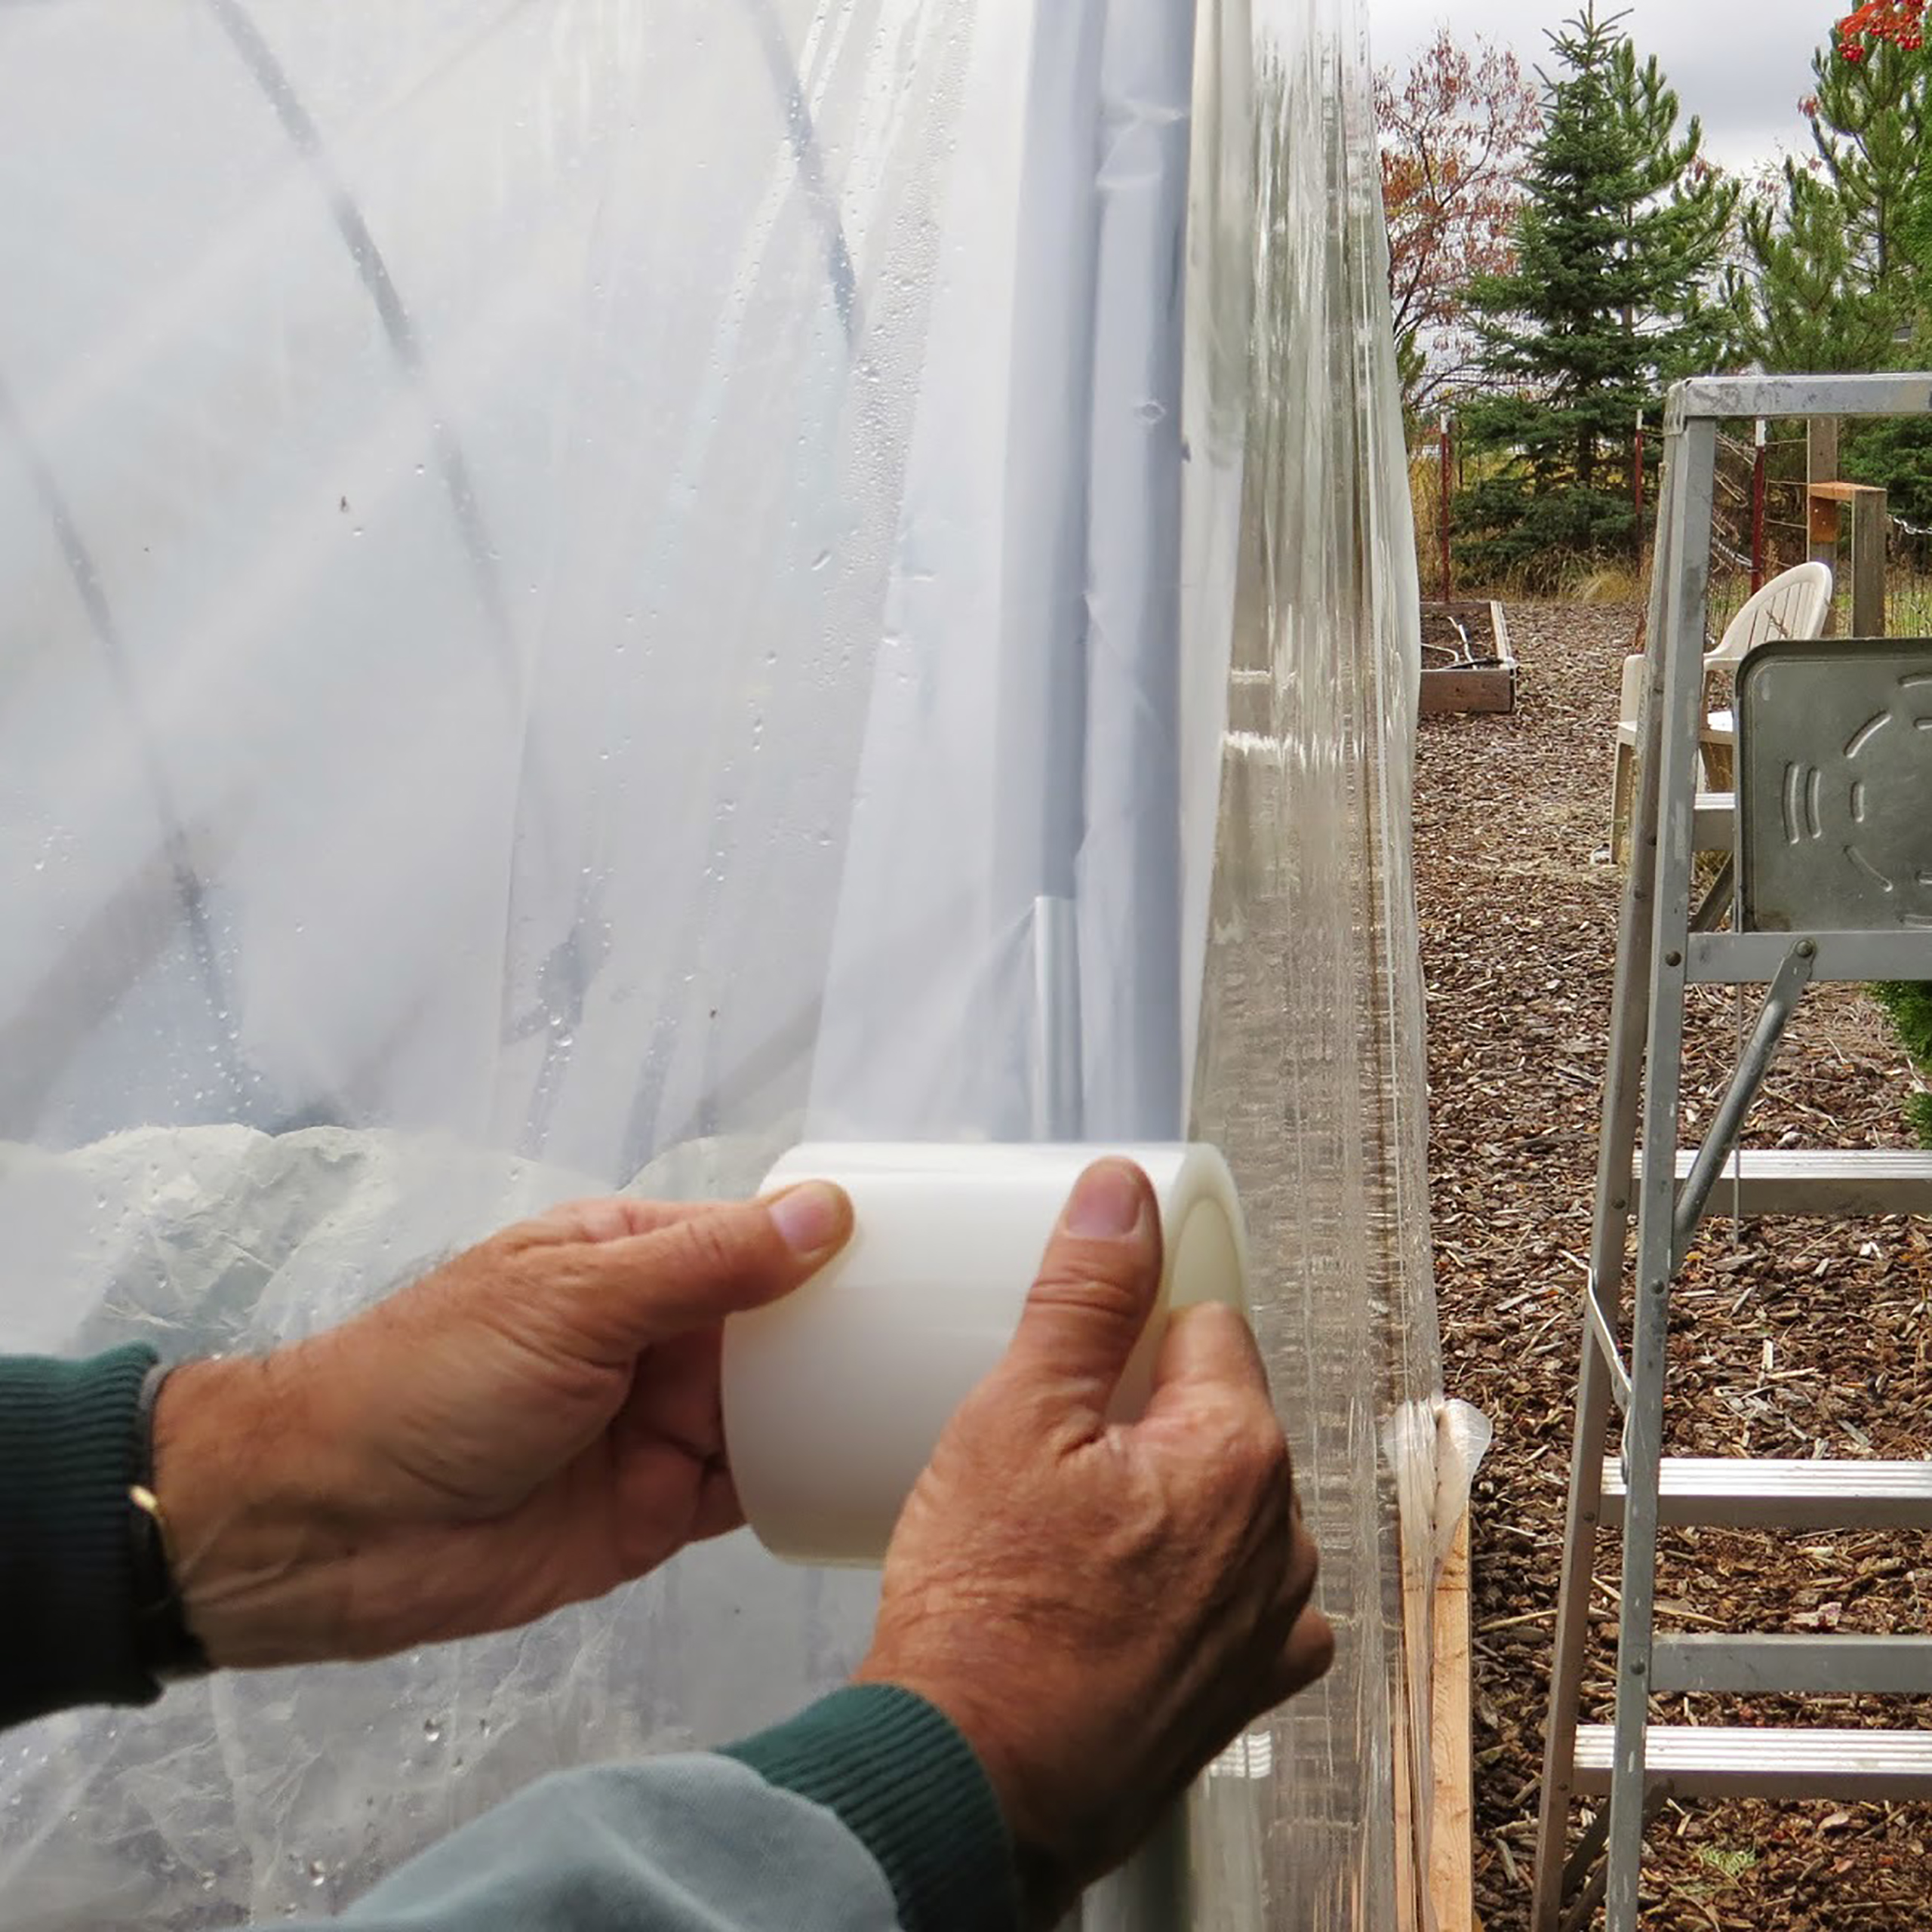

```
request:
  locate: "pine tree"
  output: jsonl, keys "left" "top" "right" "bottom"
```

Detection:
{"left": 1607, "top": 37, "right": 1740, "bottom": 374}
{"left": 1805, "top": 32, "right": 1928, "bottom": 291}
{"left": 1742, "top": 30, "right": 1932, "bottom": 517}
{"left": 1740, "top": 164, "right": 1902, "bottom": 371}
{"left": 1456, "top": 7, "right": 1737, "bottom": 587}
{"left": 1741, "top": 33, "right": 1929, "bottom": 368}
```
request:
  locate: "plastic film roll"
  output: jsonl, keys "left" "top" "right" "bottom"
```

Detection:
{"left": 721, "top": 1142, "right": 1250, "bottom": 1565}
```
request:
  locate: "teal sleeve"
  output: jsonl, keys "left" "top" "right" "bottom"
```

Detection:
{"left": 0, "top": 1344, "right": 1023, "bottom": 1928}
{"left": 722, "top": 1684, "right": 1020, "bottom": 1932}
{"left": 0, "top": 1345, "right": 162, "bottom": 1727}
{"left": 303, "top": 1689, "right": 1021, "bottom": 1932}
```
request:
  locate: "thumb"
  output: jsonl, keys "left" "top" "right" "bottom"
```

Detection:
{"left": 567, "top": 1182, "right": 853, "bottom": 1353}
{"left": 993, "top": 1159, "right": 1163, "bottom": 1429}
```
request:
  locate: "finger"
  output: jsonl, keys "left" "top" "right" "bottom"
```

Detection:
{"left": 1273, "top": 1605, "right": 1336, "bottom": 1701}
{"left": 1283, "top": 1519, "right": 1321, "bottom": 1617}
{"left": 569, "top": 1183, "right": 854, "bottom": 1350}
{"left": 687, "top": 1462, "right": 747, "bottom": 1544}
{"left": 606, "top": 1331, "right": 744, "bottom": 1564}
{"left": 614, "top": 1326, "right": 728, "bottom": 1468}
{"left": 521, "top": 1197, "right": 711, "bottom": 1247}
{"left": 1138, "top": 1301, "right": 1270, "bottom": 1429}
{"left": 993, "top": 1160, "right": 1162, "bottom": 1426}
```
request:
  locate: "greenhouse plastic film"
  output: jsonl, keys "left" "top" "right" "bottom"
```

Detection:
{"left": 1186, "top": 2, "right": 1445, "bottom": 1927}
{"left": 0, "top": 2, "right": 1446, "bottom": 1927}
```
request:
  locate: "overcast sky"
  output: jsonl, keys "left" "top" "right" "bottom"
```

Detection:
{"left": 1366, "top": 2, "right": 1837, "bottom": 177}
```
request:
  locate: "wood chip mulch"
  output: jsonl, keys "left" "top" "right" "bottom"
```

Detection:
{"left": 1415, "top": 600, "right": 1932, "bottom": 1932}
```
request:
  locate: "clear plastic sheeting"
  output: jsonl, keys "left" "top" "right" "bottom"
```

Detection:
{"left": 1186, "top": 2, "right": 1443, "bottom": 1927}
{"left": 0, "top": 1, "right": 1444, "bottom": 1927}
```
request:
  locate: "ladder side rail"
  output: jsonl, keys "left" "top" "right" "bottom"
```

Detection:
{"left": 1529, "top": 441, "right": 1684, "bottom": 1932}
{"left": 1604, "top": 414, "right": 1721, "bottom": 1932}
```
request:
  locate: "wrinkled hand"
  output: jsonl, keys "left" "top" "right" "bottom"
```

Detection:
{"left": 855, "top": 1159, "right": 1331, "bottom": 1923}
{"left": 155, "top": 1186, "right": 852, "bottom": 1667}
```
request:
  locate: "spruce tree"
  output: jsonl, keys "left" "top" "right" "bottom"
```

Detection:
{"left": 1456, "top": 7, "right": 1737, "bottom": 587}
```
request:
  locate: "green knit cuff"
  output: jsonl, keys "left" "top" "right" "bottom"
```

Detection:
{"left": 0, "top": 1343, "right": 162, "bottom": 1727}
{"left": 723, "top": 1684, "right": 1020, "bottom": 1932}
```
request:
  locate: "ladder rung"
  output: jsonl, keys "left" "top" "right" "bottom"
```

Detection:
{"left": 1574, "top": 1724, "right": 1932, "bottom": 1800}
{"left": 1693, "top": 790, "right": 1733, "bottom": 851}
{"left": 1602, "top": 1457, "right": 1932, "bottom": 1530}
{"left": 1636, "top": 1146, "right": 1932, "bottom": 1217}
{"left": 1652, "top": 1633, "right": 1932, "bottom": 1696}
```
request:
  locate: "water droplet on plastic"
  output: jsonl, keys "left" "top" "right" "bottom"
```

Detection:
{"left": 811, "top": 550, "right": 832, "bottom": 571}
{"left": 423, "top": 1718, "right": 443, "bottom": 1743}
{"left": 307, "top": 1862, "right": 327, "bottom": 1888}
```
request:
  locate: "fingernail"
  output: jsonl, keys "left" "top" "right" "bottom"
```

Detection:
{"left": 1065, "top": 1161, "right": 1146, "bottom": 1238}
{"left": 768, "top": 1181, "right": 844, "bottom": 1256}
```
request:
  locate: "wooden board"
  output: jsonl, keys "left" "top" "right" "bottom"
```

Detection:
{"left": 1394, "top": 1689, "right": 1422, "bottom": 1932}
{"left": 1419, "top": 599, "right": 1517, "bottom": 715}
{"left": 1418, "top": 665, "right": 1515, "bottom": 715}
{"left": 1429, "top": 1511, "right": 1477, "bottom": 1932}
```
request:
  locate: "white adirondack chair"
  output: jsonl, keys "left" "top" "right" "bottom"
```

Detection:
{"left": 1610, "top": 560, "right": 1834, "bottom": 860}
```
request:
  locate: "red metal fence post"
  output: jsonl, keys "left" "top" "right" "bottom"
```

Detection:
{"left": 1438, "top": 415, "right": 1453, "bottom": 598}
{"left": 1633, "top": 408, "right": 1644, "bottom": 528}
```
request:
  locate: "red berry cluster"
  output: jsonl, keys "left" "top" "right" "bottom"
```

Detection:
{"left": 1836, "top": 0, "right": 1926, "bottom": 58}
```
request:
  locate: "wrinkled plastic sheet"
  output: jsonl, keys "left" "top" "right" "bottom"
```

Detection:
{"left": 1185, "top": 2, "right": 1451, "bottom": 1927}
{"left": 0, "top": 2, "right": 1450, "bottom": 1927}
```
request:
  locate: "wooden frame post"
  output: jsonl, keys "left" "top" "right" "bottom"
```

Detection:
{"left": 1750, "top": 418, "right": 1767, "bottom": 592}
{"left": 1851, "top": 484, "right": 1888, "bottom": 637}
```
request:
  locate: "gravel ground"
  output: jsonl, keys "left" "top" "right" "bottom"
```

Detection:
{"left": 1415, "top": 601, "right": 1932, "bottom": 1931}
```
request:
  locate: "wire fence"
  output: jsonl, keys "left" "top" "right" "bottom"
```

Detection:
{"left": 1410, "top": 420, "right": 1932, "bottom": 631}
{"left": 1708, "top": 424, "right": 1932, "bottom": 638}
{"left": 1408, "top": 430, "right": 1457, "bottom": 601}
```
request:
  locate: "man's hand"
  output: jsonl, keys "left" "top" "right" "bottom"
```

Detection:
{"left": 153, "top": 1186, "right": 852, "bottom": 1667}
{"left": 855, "top": 1158, "right": 1331, "bottom": 1922}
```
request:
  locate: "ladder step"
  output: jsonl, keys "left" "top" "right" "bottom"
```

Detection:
{"left": 1693, "top": 790, "right": 1734, "bottom": 852}
{"left": 1638, "top": 1146, "right": 1932, "bottom": 1217}
{"left": 1574, "top": 1725, "right": 1932, "bottom": 1800}
{"left": 1602, "top": 1456, "right": 1932, "bottom": 1530}
{"left": 1653, "top": 1633, "right": 1932, "bottom": 1696}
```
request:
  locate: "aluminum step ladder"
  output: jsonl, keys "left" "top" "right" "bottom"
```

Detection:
{"left": 1531, "top": 371, "right": 1932, "bottom": 1932}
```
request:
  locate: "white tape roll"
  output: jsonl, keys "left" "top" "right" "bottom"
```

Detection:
{"left": 721, "top": 1142, "right": 1250, "bottom": 1566}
